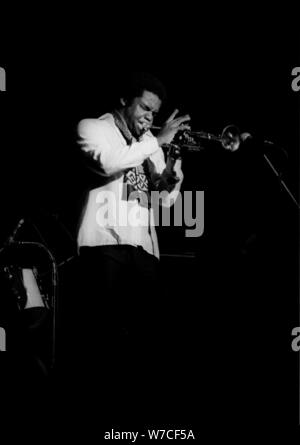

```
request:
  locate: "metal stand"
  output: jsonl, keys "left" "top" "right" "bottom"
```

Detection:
{"left": 0, "top": 221, "right": 59, "bottom": 372}
{"left": 16, "top": 241, "right": 58, "bottom": 370}
{"left": 263, "top": 152, "right": 300, "bottom": 211}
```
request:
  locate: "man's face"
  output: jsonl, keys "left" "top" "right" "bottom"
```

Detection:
{"left": 122, "top": 90, "right": 162, "bottom": 138}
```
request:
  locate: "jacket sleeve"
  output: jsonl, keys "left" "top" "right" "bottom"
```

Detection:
{"left": 148, "top": 148, "right": 184, "bottom": 208}
{"left": 77, "top": 118, "right": 161, "bottom": 176}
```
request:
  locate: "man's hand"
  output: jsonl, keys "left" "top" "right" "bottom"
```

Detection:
{"left": 155, "top": 169, "right": 181, "bottom": 193}
{"left": 156, "top": 109, "right": 191, "bottom": 147}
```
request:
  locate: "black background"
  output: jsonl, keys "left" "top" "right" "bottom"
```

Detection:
{"left": 0, "top": 7, "right": 299, "bottom": 441}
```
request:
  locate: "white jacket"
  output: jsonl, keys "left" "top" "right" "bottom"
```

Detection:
{"left": 77, "top": 113, "right": 183, "bottom": 259}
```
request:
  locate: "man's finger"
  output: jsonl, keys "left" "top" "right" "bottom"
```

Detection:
{"left": 166, "top": 109, "right": 179, "bottom": 123}
{"left": 178, "top": 124, "right": 191, "bottom": 131}
{"left": 174, "top": 115, "right": 191, "bottom": 126}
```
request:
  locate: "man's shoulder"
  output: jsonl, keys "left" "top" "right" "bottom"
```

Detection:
{"left": 97, "top": 113, "right": 116, "bottom": 126}
{"left": 78, "top": 113, "right": 116, "bottom": 137}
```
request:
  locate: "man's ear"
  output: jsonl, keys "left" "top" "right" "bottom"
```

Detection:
{"left": 120, "top": 97, "right": 126, "bottom": 107}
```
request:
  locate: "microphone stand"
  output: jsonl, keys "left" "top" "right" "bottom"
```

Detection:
{"left": 263, "top": 152, "right": 300, "bottom": 211}
{"left": 241, "top": 134, "right": 299, "bottom": 210}
{"left": 16, "top": 241, "right": 58, "bottom": 372}
{"left": 0, "top": 218, "right": 58, "bottom": 372}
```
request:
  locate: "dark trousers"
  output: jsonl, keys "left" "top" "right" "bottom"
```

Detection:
{"left": 77, "top": 245, "right": 163, "bottom": 363}
{"left": 74, "top": 245, "right": 166, "bottom": 414}
{"left": 79, "top": 244, "right": 159, "bottom": 332}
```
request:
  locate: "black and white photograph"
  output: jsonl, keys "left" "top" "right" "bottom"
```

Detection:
{"left": 1, "top": 8, "right": 299, "bottom": 441}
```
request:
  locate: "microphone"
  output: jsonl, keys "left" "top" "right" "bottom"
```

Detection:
{"left": 240, "top": 132, "right": 288, "bottom": 157}
{"left": 240, "top": 132, "right": 273, "bottom": 145}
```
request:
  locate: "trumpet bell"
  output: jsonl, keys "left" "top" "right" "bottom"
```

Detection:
{"left": 221, "top": 125, "right": 240, "bottom": 152}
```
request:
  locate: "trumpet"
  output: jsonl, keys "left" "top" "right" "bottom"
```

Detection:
{"left": 151, "top": 124, "right": 241, "bottom": 152}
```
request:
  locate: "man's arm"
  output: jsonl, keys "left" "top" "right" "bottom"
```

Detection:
{"left": 148, "top": 148, "right": 184, "bottom": 208}
{"left": 78, "top": 118, "right": 161, "bottom": 176}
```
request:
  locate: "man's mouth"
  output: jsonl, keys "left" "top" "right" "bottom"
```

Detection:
{"left": 138, "top": 121, "right": 151, "bottom": 132}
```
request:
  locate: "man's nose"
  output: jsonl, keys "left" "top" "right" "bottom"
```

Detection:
{"left": 145, "top": 111, "right": 153, "bottom": 123}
